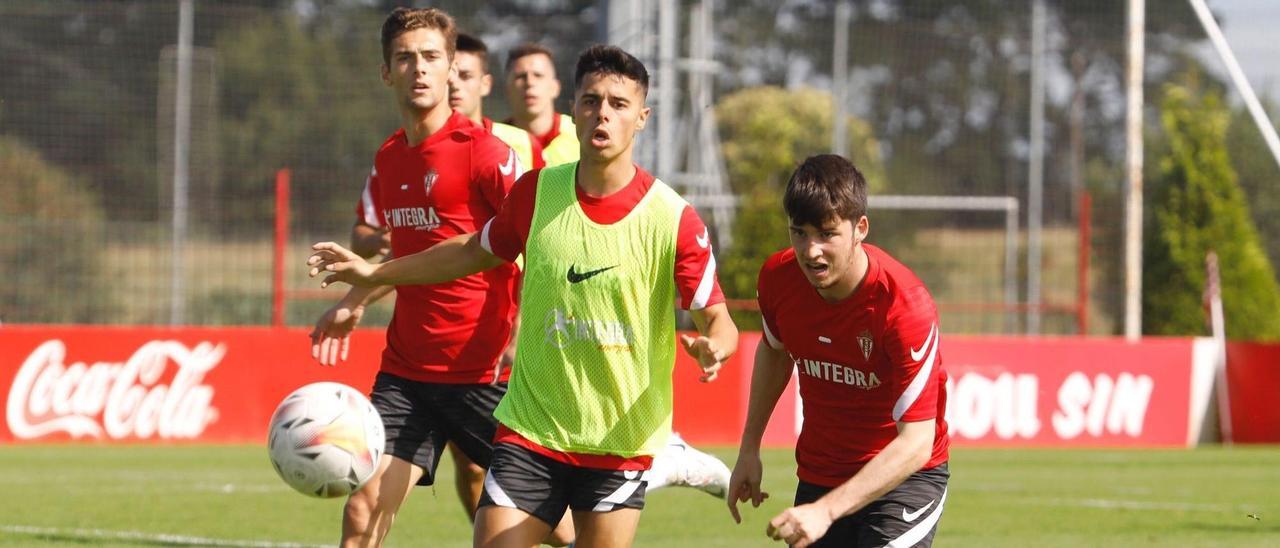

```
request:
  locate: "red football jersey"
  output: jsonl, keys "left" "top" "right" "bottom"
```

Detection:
{"left": 757, "top": 244, "right": 950, "bottom": 488}
{"left": 480, "top": 165, "right": 725, "bottom": 311}
{"left": 355, "top": 111, "right": 523, "bottom": 384}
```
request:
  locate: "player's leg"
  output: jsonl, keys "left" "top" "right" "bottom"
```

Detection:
{"left": 474, "top": 505, "right": 554, "bottom": 548}
{"left": 566, "top": 467, "right": 647, "bottom": 548}
{"left": 644, "top": 432, "right": 731, "bottom": 498}
{"left": 569, "top": 508, "right": 642, "bottom": 548}
{"left": 344, "top": 372, "right": 447, "bottom": 547}
{"left": 343, "top": 454, "right": 425, "bottom": 547}
{"left": 852, "top": 463, "right": 949, "bottom": 548}
{"left": 474, "top": 443, "right": 568, "bottom": 548}
{"left": 448, "top": 442, "right": 486, "bottom": 520}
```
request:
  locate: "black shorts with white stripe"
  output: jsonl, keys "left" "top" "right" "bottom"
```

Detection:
{"left": 794, "top": 462, "right": 949, "bottom": 548}
{"left": 477, "top": 441, "right": 648, "bottom": 527}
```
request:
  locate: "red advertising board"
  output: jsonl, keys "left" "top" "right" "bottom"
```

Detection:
{"left": 942, "top": 337, "right": 1196, "bottom": 446}
{"left": 1224, "top": 341, "right": 1280, "bottom": 443}
{"left": 0, "top": 326, "right": 1244, "bottom": 448}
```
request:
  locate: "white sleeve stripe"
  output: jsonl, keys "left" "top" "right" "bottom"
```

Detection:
{"left": 361, "top": 176, "right": 381, "bottom": 228}
{"left": 761, "top": 317, "right": 784, "bottom": 349}
{"left": 479, "top": 219, "right": 494, "bottom": 254}
{"left": 893, "top": 322, "right": 938, "bottom": 422}
{"left": 689, "top": 250, "right": 716, "bottom": 310}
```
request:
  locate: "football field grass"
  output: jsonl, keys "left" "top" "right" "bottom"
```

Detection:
{"left": 1, "top": 444, "right": 1278, "bottom": 547}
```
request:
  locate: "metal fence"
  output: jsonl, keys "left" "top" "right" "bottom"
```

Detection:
{"left": 0, "top": 0, "right": 1265, "bottom": 335}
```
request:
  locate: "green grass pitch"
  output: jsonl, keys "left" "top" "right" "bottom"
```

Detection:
{"left": 1, "top": 445, "right": 1278, "bottom": 547}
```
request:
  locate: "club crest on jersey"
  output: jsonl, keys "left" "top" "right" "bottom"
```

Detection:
{"left": 858, "top": 330, "right": 873, "bottom": 361}
{"left": 423, "top": 169, "right": 438, "bottom": 197}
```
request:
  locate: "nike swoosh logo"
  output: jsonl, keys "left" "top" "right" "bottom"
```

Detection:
{"left": 498, "top": 149, "right": 516, "bottom": 176}
{"left": 567, "top": 264, "right": 618, "bottom": 284}
{"left": 902, "top": 499, "right": 935, "bottom": 523}
{"left": 695, "top": 227, "right": 710, "bottom": 248}
{"left": 909, "top": 323, "right": 938, "bottom": 362}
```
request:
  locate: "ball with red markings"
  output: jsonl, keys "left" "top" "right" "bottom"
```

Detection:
{"left": 267, "top": 382, "right": 384, "bottom": 498}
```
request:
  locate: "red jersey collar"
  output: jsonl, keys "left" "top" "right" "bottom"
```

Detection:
{"left": 399, "top": 110, "right": 472, "bottom": 149}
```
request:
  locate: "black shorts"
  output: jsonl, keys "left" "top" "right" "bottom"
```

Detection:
{"left": 477, "top": 441, "right": 648, "bottom": 527}
{"left": 794, "top": 463, "right": 949, "bottom": 548}
{"left": 369, "top": 372, "right": 506, "bottom": 486}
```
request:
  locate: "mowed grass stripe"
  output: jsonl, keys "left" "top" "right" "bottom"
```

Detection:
{"left": 1, "top": 445, "right": 1278, "bottom": 547}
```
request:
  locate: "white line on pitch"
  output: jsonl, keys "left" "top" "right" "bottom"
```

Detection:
{"left": 0, "top": 524, "right": 329, "bottom": 547}
{"left": 1018, "top": 497, "right": 1251, "bottom": 512}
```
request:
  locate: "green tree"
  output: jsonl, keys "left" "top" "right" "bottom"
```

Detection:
{"left": 1143, "top": 81, "right": 1280, "bottom": 340}
{"left": 715, "top": 86, "right": 885, "bottom": 327}
{"left": 1226, "top": 98, "right": 1280, "bottom": 276}
{"left": 0, "top": 136, "right": 113, "bottom": 323}
{"left": 217, "top": 12, "right": 395, "bottom": 233}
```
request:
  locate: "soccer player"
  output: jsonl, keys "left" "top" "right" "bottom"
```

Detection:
{"left": 306, "top": 8, "right": 574, "bottom": 547}
{"left": 308, "top": 45, "right": 739, "bottom": 548}
{"left": 449, "top": 33, "right": 542, "bottom": 173}
{"left": 504, "top": 43, "right": 579, "bottom": 167}
{"left": 500, "top": 39, "right": 733, "bottom": 500}
{"left": 726, "top": 155, "right": 951, "bottom": 548}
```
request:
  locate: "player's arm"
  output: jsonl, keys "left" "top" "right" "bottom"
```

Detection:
{"left": 308, "top": 232, "right": 504, "bottom": 288}
{"left": 683, "top": 303, "right": 738, "bottom": 383}
{"left": 727, "top": 336, "right": 791, "bottom": 523}
{"left": 350, "top": 222, "right": 391, "bottom": 258}
{"left": 767, "top": 419, "right": 935, "bottom": 548}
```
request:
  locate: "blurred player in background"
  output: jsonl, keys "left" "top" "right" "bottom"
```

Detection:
{"left": 727, "top": 154, "right": 950, "bottom": 547}
{"left": 449, "top": 33, "right": 541, "bottom": 174}
{"left": 307, "top": 8, "right": 574, "bottom": 546}
{"left": 308, "top": 44, "right": 739, "bottom": 548}
{"left": 504, "top": 43, "right": 579, "bottom": 168}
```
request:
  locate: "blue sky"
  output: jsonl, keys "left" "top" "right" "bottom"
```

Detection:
{"left": 1207, "top": 0, "right": 1279, "bottom": 102}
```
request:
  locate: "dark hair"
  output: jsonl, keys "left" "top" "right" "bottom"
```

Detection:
{"left": 505, "top": 43, "right": 555, "bottom": 73}
{"left": 783, "top": 154, "right": 868, "bottom": 227}
{"left": 380, "top": 7, "right": 457, "bottom": 65}
{"left": 574, "top": 45, "right": 649, "bottom": 95}
{"left": 455, "top": 33, "right": 489, "bottom": 73}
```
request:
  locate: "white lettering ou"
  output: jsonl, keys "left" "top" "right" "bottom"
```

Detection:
{"left": 1052, "top": 372, "right": 1153, "bottom": 439}
{"left": 6, "top": 340, "right": 223, "bottom": 440}
{"left": 948, "top": 372, "right": 1040, "bottom": 440}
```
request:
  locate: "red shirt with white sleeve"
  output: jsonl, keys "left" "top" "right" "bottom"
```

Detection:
{"left": 355, "top": 111, "right": 523, "bottom": 384}
{"left": 757, "top": 244, "right": 950, "bottom": 487}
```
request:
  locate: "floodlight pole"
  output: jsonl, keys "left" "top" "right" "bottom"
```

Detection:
{"left": 170, "top": 0, "right": 193, "bottom": 326}
{"left": 832, "top": 1, "right": 852, "bottom": 155}
{"left": 1123, "top": 0, "right": 1145, "bottom": 341}
{"left": 1027, "top": 0, "right": 1046, "bottom": 335}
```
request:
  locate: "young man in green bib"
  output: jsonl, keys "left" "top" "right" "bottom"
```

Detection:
{"left": 309, "top": 45, "right": 738, "bottom": 547}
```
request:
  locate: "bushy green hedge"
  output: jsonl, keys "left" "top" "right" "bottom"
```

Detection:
{"left": 1143, "top": 82, "right": 1280, "bottom": 340}
{"left": 0, "top": 136, "right": 113, "bottom": 323}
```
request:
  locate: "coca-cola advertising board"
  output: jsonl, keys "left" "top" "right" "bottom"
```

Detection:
{"left": 0, "top": 326, "right": 387, "bottom": 443}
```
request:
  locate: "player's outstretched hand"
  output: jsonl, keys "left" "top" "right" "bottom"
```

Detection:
{"left": 679, "top": 333, "right": 725, "bottom": 382}
{"left": 767, "top": 503, "right": 833, "bottom": 548}
{"left": 727, "top": 451, "right": 768, "bottom": 524}
{"left": 309, "top": 301, "right": 364, "bottom": 367}
{"left": 308, "top": 242, "right": 377, "bottom": 288}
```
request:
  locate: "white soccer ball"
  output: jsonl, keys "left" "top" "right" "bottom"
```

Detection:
{"left": 267, "top": 382, "right": 385, "bottom": 498}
